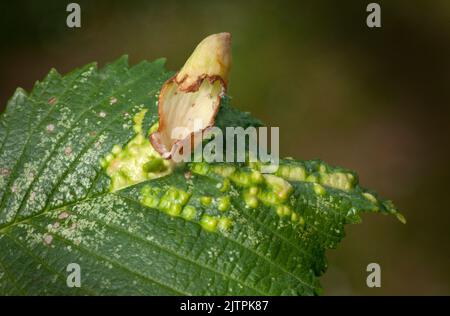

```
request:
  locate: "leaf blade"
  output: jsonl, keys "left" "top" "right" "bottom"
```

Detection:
{"left": 0, "top": 57, "right": 400, "bottom": 295}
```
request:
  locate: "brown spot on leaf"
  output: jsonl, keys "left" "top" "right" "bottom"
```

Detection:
{"left": 48, "top": 97, "right": 57, "bottom": 105}
{"left": 43, "top": 234, "right": 53, "bottom": 245}
{"left": 0, "top": 168, "right": 10, "bottom": 176}
{"left": 58, "top": 211, "right": 70, "bottom": 220}
{"left": 64, "top": 146, "right": 72, "bottom": 156}
{"left": 46, "top": 124, "right": 55, "bottom": 133}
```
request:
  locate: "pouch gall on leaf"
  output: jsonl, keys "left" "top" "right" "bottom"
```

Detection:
{"left": 150, "top": 33, "right": 232, "bottom": 160}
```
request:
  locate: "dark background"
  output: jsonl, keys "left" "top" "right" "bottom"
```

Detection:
{"left": 0, "top": 0, "right": 449, "bottom": 295}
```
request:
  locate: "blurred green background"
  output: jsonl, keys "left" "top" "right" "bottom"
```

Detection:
{"left": 0, "top": 0, "right": 449, "bottom": 295}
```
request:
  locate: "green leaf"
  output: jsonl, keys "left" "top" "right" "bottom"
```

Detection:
{"left": 0, "top": 56, "right": 401, "bottom": 295}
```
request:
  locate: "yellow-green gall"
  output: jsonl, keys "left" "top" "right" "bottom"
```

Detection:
{"left": 217, "top": 196, "right": 231, "bottom": 211}
{"left": 276, "top": 205, "right": 292, "bottom": 217}
{"left": 230, "top": 171, "right": 252, "bottom": 187}
{"left": 363, "top": 192, "right": 377, "bottom": 204}
{"left": 200, "top": 215, "right": 219, "bottom": 232}
{"left": 105, "top": 153, "right": 114, "bottom": 163}
{"left": 258, "top": 191, "right": 281, "bottom": 206}
{"left": 200, "top": 196, "right": 213, "bottom": 206}
{"left": 141, "top": 185, "right": 152, "bottom": 196}
{"left": 244, "top": 193, "right": 258, "bottom": 209}
{"left": 141, "top": 195, "right": 159, "bottom": 209}
{"left": 158, "top": 187, "right": 191, "bottom": 216}
{"left": 250, "top": 170, "right": 263, "bottom": 184}
{"left": 99, "top": 157, "right": 107, "bottom": 168}
{"left": 313, "top": 183, "right": 326, "bottom": 195}
{"left": 248, "top": 186, "right": 259, "bottom": 196}
{"left": 219, "top": 178, "right": 231, "bottom": 192}
{"left": 158, "top": 198, "right": 171, "bottom": 212}
{"left": 217, "top": 217, "right": 232, "bottom": 231}
{"left": 306, "top": 174, "right": 318, "bottom": 183}
{"left": 276, "top": 165, "right": 306, "bottom": 181}
{"left": 276, "top": 206, "right": 284, "bottom": 217}
{"left": 181, "top": 205, "right": 197, "bottom": 220}
{"left": 112, "top": 144, "right": 122, "bottom": 155}
{"left": 110, "top": 173, "right": 129, "bottom": 192}
{"left": 263, "top": 174, "right": 293, "bottom": 201}
{"left": 165, "top": 187, "right": 191, "bottom": 205}
{"left": 190, "top": 162, "right": 210, "bottom": 175}
{"left": 320, "top": 172, "right": 354, "bottom": 191}
{"left": 213, "top": 165, "right": 236, "bottom": 177}
{"left": 102, "top": 110, "right": 173, "bottom": 192}
{"left": 166, "top": 204, "right": 182, "bottom": 216}
{"left": 276, "top": 166, "right": 290, "bottom": 178}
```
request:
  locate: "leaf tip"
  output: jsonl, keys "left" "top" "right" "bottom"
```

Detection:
{"left": 395, "top": 212, "right": 407, "bottom": 224}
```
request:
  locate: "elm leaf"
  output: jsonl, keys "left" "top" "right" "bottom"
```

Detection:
{"left": 0, "top": 57, "right": 401, "bottom": 295}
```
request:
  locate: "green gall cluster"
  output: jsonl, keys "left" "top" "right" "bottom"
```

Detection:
{"left": 181, "top": 205, "right": 197, "bottom": 220}
{"left": 159, "top": 187, "right": 191, "bottom": 216}
{"left": 217, "top": 196, "right": 231, "bottom": 211}
{"left": 275, "top": 165, "right": 306, "bottom": 181}
{"left": 200, "top": 214, "right": 218, "bottom": 232}
{"left": 200, "top": 196, "right": 213, "bottom": 206}
{"left": 100, "top": 110, "right": 172, "bottom": 191}
{"left": 320, "top": 172, "right": 354, "bottom": 191}
{"left": 140, "top": 184, "right": 233, "bottom": 233}
{"left": 141, "top": 185, "right": 191, "bottom": 217}
{"left": 200, "top": 214, "right": 232, "bottom": 232}
{"left": 274, "top": 162, "right": 356, "bottom": 193}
